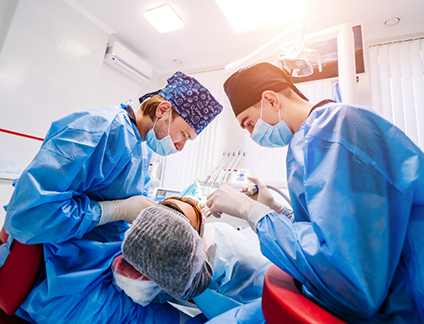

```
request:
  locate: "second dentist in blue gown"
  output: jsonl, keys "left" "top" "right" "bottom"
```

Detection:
{"left": 206, "top": 62, "right": 424, "bottom": 324}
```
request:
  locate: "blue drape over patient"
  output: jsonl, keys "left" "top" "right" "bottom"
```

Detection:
{"left": 3, "top": 106, "right": 179, "bottom": 324}
{"left": 194, "top": 222, "right": 271, "bottom": 320}
{"left": 257, "top": 103, "right": 424, "bottom": 323}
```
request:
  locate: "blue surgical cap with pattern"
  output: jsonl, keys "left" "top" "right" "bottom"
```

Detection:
{"left": 139, "top": 71, "right": 223, "bottom": 135}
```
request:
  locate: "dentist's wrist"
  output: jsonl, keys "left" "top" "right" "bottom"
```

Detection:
{"left": 248, "top": 204, "right": 275, "bottom": 232}
{"left": 98, "top": 201, "right": 114, "bottom": 226}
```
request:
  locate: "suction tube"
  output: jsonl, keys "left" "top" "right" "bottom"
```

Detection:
{"left": 244, "top": 185, "right": 292, "bottom": 207}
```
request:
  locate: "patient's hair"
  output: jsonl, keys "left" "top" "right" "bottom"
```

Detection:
{"left": 140, "top": 94, "right": 180, "bottom": 120}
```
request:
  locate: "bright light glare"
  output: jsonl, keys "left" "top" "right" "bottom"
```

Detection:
{"left": 214, "top": 0, "right": 304, "bottom": 34}
{"left": 144, "top": 5, "right": 184, "bottom": 33}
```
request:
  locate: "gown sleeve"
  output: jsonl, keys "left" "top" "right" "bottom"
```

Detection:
{"left": 5, "top": 113, "right": 134, "bottom": 245}
{"left": 256, "top": 123, "right": 414, "bottom": 319}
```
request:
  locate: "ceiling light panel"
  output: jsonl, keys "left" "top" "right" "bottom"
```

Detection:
{"left": 144, "top": 5, "right": 184, "bottom": 33}
{"left": 214, "top": 0, "right": 304, "bottom": 34}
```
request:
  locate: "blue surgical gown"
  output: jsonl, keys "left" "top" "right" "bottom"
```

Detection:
{"left": 3, "top": 106, "right": 179, "bottom": 324}
{"left": 257, "top": 103, "right": 424, "bottom": 323}
{"left": 193, "top": 223, "right": 271, "bottom": 320}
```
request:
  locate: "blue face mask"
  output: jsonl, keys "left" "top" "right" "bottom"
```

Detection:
{"left": 145, "top": 112, "right": 178, "bottom": 156}
{"left": 250, "top": 99, "right": 293, "bottom": 148}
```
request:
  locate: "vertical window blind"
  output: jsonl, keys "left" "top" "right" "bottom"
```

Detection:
{"left": 369, "top": 37, "right": 424, "bottom": 149}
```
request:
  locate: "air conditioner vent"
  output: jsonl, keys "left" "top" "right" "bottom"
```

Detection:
{"left": 104, "top": 40, "right": 153, "bottom": 82}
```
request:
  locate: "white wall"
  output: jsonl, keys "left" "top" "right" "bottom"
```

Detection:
{"left": 0, "top": 0, "right": 160, "bottom": 227}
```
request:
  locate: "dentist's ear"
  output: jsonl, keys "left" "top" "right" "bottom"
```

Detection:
{"left": 155, "top": 101, "right": 172, "bottom": 118}
{"left": 262, "top": 91, "right": 280, "bottom": 112}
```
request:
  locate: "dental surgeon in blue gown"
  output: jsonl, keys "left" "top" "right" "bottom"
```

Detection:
{"left": 0, "top": 71, "right": 223, "bottom": 324}
{"left": 206, "top": 62, "right": 424, "bottom": 324}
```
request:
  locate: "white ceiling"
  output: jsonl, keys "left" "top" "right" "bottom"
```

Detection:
{"left": 72, "top": 0, "right": 424, "bottom": 75}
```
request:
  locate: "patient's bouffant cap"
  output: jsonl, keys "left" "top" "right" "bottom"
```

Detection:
{"left": 223, "top": 62, "right": 308, "bottom": 117}
{"left": 122, "top": 205, "right": 213, "bottom": 301}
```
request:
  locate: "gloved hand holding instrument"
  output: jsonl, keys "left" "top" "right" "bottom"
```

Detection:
{"left": 240, "top": 177, "right": 286, "bottom": 214}
{"left": 206, "top": 184, "right": 261, "bottom": 220}
{"left": 207, "top": 177, "right": 294, "bottom": 222}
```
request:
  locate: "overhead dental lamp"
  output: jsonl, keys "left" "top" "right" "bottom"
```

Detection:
{"left": 277, "top": 28, "right": 322, "bottom": 78}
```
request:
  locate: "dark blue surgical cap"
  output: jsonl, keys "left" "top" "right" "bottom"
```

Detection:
{"left": 223, "top": 62, "right": 308, "bottom": 117}
{"left": 139, "top": 71, "right": 223, "bottom": 135}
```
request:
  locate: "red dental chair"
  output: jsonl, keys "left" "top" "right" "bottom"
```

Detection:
{"left": 262, "top": 265, "right": 347, "bottom": 324}
{"left": 0, "top": 226, "right": 43, "bottom": 324}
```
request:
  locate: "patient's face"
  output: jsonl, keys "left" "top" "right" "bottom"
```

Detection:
{"left": 161, "top": 197, "right": 204, "bottom": 237}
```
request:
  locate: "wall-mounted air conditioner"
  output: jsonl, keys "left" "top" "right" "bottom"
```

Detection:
{"left": 104, "top": 40, "right": 153, "bottom": 82}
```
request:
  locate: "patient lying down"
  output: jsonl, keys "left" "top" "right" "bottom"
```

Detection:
{"left": 118, "top": 198, "right": 212, "bottom": 304}
{"left": 113, "top": 197, "right": 271, "bottom": 319}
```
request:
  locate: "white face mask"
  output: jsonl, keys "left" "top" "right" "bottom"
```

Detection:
{"left": 250, "top": 98, "right": 293, "bottom": 148}
{"left": 145, "top": 111, "right": 178, "bottom": 156}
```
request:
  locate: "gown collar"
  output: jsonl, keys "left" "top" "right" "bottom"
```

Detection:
{"left": 121, "top": 104, "right": 137, "bottom": 126}
{"left": 308, "top": 99, "right": 335, "bottom": 116}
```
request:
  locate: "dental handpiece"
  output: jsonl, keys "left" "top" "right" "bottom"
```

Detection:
{"left": 244, "top": 185, "right": 258, "bottom": 196}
